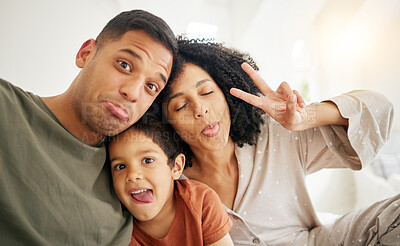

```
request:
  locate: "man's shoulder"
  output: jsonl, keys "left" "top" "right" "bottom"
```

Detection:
{"left": 0, "top": 78, "right": 16, "bottom": 95}
{"left": 0, "top": 78, "right": 33, "bottom": 103}
{"left": 1, "top": 78, "right": 20, "bottom": 91}
{"left": 0, "top": 78, "right": 43, "bottom": 128}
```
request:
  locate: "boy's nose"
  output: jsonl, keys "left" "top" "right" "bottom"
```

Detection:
{"left": 126, "top": 168, "right": 143, "bottom": 182}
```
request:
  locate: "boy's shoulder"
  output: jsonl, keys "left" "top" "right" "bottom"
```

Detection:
{"left": 177, "top": 178, "right": 211, "bottom": 188}
{"left": 175, "top": 179, "right": 223, "bottom": 215}
{"left": 176, "top": 179, "right": 215, "bottom": 197}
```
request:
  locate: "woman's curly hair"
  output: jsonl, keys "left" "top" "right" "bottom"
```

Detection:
{"left": 156, "top": 37, "right": 265, "bottom": 167}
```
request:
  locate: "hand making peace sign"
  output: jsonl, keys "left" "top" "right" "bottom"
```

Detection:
{"left": 230, "top": 62, "right": 309, "bottom": 131}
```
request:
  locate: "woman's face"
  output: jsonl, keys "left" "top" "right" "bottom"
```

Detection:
{"left": 163, "top": 63, "right": 231, "bottom": 152}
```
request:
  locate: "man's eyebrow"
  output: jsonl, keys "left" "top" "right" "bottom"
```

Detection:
{"left": 119, "top": 49, "right": 142, "bottom": 60}
{"left": 159, "top": 74, "right": 167, "bottom": 84}
{"left": 119, "top": 49, "right": 167, "bottom": 84}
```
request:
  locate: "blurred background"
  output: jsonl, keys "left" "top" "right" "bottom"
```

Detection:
{"left": 1, "top": 0, "right": 400, "bottom": 216}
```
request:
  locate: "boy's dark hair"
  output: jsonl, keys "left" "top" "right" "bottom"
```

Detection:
{"left": 157, "top": 37, "right": 265, "bottom": 167}
{"left": 132, "top": 114, "right": 184, "bottom": 168}
{"left": 96, "top": 9, "right": 178, "bottom": 56}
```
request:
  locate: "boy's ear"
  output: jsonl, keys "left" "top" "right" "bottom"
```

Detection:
{"left": 76, "top": 38, "right": 96, "bottom": 68}
{"left": 171, "top": 153, "right": 185, "bottom": 180}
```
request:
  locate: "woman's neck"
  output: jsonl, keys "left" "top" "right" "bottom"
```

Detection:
{"left": 190, "top": 138, "right": 236, "bottom": 173}
{"left": 184, "top": 138, "right": 238, "bottom": 209}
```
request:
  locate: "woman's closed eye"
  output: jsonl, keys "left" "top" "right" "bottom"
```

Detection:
{"left": 174, "top": 91, "right": 213, "bottom": 112}
{"left": 201, "top": 91, "right": 214, "bottom": 96}
{"left": 176, "top": 102, "right": 188, "bottom": 112}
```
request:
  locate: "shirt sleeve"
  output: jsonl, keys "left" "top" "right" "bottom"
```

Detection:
{"left": 302, "top": 90, "right": 394, "bottom": 174}
{"left": 201, "top": 188, "right": 233, "bottom": 245}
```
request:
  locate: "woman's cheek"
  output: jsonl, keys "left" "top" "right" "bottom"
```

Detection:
{"left": 180, "top": 126, "right": 198, "bottom": 142}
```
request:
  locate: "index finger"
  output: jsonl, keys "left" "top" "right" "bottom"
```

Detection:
{"left": 230, "top": 88, "right": 271, "bottom": 113}
{"left": 241, "top": 62, "right": 273, "bottom": 95}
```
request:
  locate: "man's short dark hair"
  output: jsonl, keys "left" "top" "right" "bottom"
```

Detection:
{"left": 96, "top": 9, "right": 178, "bottom": 56}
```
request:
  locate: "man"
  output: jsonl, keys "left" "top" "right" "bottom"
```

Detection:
{"left": 0, "top": 10, "right": 177, "bottom": 245}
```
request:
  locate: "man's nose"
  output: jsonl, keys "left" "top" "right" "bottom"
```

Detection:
{"left": 119, "top": 77, "right": 145, "bottom": 102}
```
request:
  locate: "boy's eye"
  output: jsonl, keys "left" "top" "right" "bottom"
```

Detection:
{"left": 114, "top": 163, "right": 126, "bottom": 171}
{"left": 119, "top": 61, "right": 131, "bottom": 71}
{"left": 142, "top": 158, "right": 154, "bottom": 165}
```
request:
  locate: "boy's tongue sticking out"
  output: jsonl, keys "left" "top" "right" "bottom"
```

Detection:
{"left": 131, "top": 189, "right": 154, "bottom": 203}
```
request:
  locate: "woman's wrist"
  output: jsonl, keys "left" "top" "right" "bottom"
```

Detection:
{"left": 304, "top": 101, "right": 348, "bottom": 129}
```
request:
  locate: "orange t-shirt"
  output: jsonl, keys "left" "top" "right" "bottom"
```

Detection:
{"left": 130, "top": 179, "right": 232, "bottom": 246}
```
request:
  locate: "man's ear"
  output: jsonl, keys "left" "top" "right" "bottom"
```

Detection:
{"left": 171, "top": 153, "right": 185, "bottom": 180}
{"left": 76, "top": 39, "right": 96, "bottom": 68}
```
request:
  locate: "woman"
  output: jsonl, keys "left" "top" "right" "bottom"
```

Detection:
{"left": 158, "top": 38, "right": 399, "bottom": 245}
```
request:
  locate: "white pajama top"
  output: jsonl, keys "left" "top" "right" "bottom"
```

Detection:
{"left": 224, "top": 90, "right": 394, "bottom": 245}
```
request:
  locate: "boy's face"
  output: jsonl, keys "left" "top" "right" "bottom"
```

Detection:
{"left": 109, "top": 128, "right": 183, "bottom": 222}
{"left": 74, "top": 29, "right": 173, "bottom": 137}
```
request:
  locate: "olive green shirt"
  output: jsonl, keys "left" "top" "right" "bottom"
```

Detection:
{"left": 0, "top": 79, "right": 132, "bottom": 245}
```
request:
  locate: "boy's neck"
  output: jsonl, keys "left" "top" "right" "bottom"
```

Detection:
{"left": 136, "top": 187, "right": 177, "bottom": 239}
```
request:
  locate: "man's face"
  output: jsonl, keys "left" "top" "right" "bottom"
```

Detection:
{"left": 74, "top": 30, "right": 173, "bottom": 137}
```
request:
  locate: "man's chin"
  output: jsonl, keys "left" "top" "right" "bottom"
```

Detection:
{"left": 90, "top": 116, "right": 137, "bottom": 136}
{"left": 102, "top": 125, "right": 132, "bottom": 137}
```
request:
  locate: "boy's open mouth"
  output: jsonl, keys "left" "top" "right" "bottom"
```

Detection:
{"left": 130, "top": 189, "right": 154, "bottom": 203}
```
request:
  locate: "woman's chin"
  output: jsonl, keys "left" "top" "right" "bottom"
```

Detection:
{"left": 199, "top": 135, "right": 229, "bottom": 151}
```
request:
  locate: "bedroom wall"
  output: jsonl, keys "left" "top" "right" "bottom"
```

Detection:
{"left": 242, "top": 0, "right": 400, "bottom": 131}
{"left": 0, "top": 0, "right": 120, "bottom": 96}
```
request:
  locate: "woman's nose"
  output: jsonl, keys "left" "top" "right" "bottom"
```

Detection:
{"left": 193, "top": 101, "right": 209, "bottom": 119}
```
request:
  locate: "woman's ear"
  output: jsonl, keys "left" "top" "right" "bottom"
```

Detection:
{"left": 75, "top": 39, "right": 96, "bottom": 68}
{"left": 171, "top": 153, "right": 185, "bottom": 180}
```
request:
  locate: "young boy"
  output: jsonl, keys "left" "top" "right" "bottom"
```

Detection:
{"left": 108, "top": 117, "right": 233, "bottom": 246}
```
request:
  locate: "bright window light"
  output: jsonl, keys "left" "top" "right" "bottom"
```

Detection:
{"left": 186, "top": 22, "right": 218, "bottom": 41}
